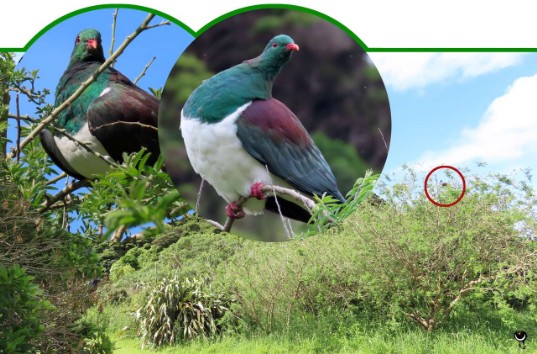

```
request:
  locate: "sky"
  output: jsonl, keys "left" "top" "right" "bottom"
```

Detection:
{"left": 3, "top": 1, "right": 537, "bottom": 215}
{"left": 370, "top": 52, "right": 537, "bottom": 186}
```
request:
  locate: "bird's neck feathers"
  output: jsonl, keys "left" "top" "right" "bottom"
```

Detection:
{"left": 183, "top": 41, "right": 293, "bottom": 124}
{"left": 245, "top": 54, "right": 286, "bottom": 83}
{"left": 183, "top": 63, "right": 277, "bottom": 124}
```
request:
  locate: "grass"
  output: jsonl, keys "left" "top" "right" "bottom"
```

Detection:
{"left": 111, "top": 326, "right": 531, "bottom": 353}
{"left": 98, "top": 183, "right": 536, "bottom": 354}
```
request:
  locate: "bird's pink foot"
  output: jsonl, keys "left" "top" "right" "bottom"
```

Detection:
{"left": 250, "top": 182, "right": 266, "bottom": 200}
{"left": 226, "top": 201, "right": 245, "bottom": 219}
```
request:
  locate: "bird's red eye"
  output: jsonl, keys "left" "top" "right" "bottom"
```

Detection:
{"left": 76, "top": 36, "right": 81, "bottom": 44}
{"left": 272, "top": 42, "right": 278, "bottom": 48}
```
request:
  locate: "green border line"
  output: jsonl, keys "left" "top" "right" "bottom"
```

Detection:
{"left": 197, "top": 4, "right": 371, "bottom": 49}
{"left": 1, "top": 3, "right": 536, "bottom": 53}
{"left": 0, "top": 3, "right": 196, "bottom": 52}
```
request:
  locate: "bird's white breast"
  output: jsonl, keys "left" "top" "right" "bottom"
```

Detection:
{"left": 54, "top": 122, "right": 112, "bottom": 178}
{"left": 181, "top": 102, "right": 283, "bottom": 215}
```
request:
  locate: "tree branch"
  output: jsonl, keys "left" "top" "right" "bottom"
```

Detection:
{"left": 6, "top": 12, "right": 157, "bottom": 160}
{"left": 110, "top": 224, "right": 127, "bottom": 243}
{"left": 39, "top": 179, "right": 90, "bottom": 212}
{"left": 134, "top": 56, "right": 156, "bottom": 84}
{"left": 145, "top": 20, "right": 171, "bottom": 29}
{"left": 378, "top": 127, "right": 389, "bottom": 152}
{"left": 47, "top": 124, "right": 120, "bottom": 168}
{"left": 220, "top": 184, "right": 319, "bottom": 233}
{"left": 8, "top": 113, "right": 37, "bottom": 123}
{"left": 109, "top": 8, "right": 119, "bottom": 63}
{"left": 15, "top": 93, "right": 20, "bottom": 162}
{"left": 447, "top": 276, "right": 485, "bottom": 312}
{"left": 45, "top": 172, "right": 67, "bottom": 186}
{"left": 8, "top": 85, "right": 46, "bottom": 105}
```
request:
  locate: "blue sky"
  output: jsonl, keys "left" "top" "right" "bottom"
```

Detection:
{"left": 368, "top": 52, "right": 537, "bottom": 187}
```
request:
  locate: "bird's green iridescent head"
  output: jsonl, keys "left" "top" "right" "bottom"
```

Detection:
{"left": 69, "top": 28, "right": 106, "bottom": 66}
{"left": 255, "top": 34, "right": 299, "bottom": 79}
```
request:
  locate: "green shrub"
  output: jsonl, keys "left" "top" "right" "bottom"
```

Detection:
{"left": 109, "top": 263, "right": 136, "bottom": 281}
{"left": 0, "top": 163, "right": 103, "bottom": 351}
{"left": 108, "top": 221, "right": 244, "bottom": 291}
{"left": 216, "top": 168, "right": 537, "bottom": 333}
{"left": 0, "top": 265, "right": 50, "bottom": 353}
{"left": 76, "top": 308, "right": 115, "bottom": 354}
{"left": 348, "top": 168, "right": 537, "bottom": 330}
{"left": 217, "top": 232, "right": 365, "bottom": 333}
{"left": 136, "top": 276, "right": 230, "bottom": 346}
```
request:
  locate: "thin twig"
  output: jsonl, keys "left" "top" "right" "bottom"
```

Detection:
{"left": 378, "top": 128, "right": 389, "bottom": 152}
{"left": 39, "top": 179, "right": 91, "bottom": 212}
{"left": 109, "top": 9, "right": 119, "bottom": 64}
{"left": 1, "top": 90, "right": 10, "bottom": 156}
{"left": 206, "top": 219, "right": 225, "bottom": 230}
{"left": 8, "top": 87, "right": 45, "bottom": 104}
{"left": 47, "top": 124, "right": 120, "bottom": 168}
{"left": 62, "top": 175, "right": 70, "bottom": 230}
{"left": 8, "top": 113, "right": 37, "bottom": 123}
{"left": 145, "top": 20, "right": 171, "bottom": 30}
{"left": 15, "top": 93, "right": 20, "bottom": 162}
{"left": 45, "top": 172, "right": 67, "bottom": 186}
{"left": 9, "top": 114, "right": 103, "bottom": 181}
{"left": 6, "top": 12, "right": 157, "bottom": 160}
{"left": 196, "top": 178, "right": 205, "bottom": 213}
{"left": 134, "top": 56, "right": 156, "bottom": 84}
{"left": 265, "top": 165, "right": 293, "bottom": 238}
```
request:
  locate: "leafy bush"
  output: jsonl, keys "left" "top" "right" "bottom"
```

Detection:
{"left": 0, "top": 162, "right": 104, "bottom": 351}
{"left": 75, "top": 308, "right": 115, "bottom": 354}
{"left": 106, "top": 217, "right": 244, "bottom": 290}
{"left": 217, "top": 231, "right": 365, "bottom": 333}
{"left": 0, "top": 265, "right": 50, "bottom": 353}
{"left": 216, "top": 168, "right": 537, "bottom": 332}
{"left": 136, "top": 276, "right": 230, "bottom": 346}
{"left": 79, "top": 151, "right": 190, "bottom": 241}
{"left": 90, "top": 219, "right": 244, "bottom": 341}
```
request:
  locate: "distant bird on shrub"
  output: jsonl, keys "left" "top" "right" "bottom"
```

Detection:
{"left": 181, "top": 34, "right": 345, "bottom": 223}
{"left": 40, "top": 28, "right": 160, "bottom": 180}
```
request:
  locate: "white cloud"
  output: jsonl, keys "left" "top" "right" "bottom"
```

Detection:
{"left": 369, "top": 53, "right": 525, "bottom": 91}
{"left": 416, "top": 73, "right": 537, "bottom": 170}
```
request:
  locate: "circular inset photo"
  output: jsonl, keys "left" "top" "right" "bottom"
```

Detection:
{"left": 6, "top": 6, "right": 193, "bottom": 240}
{"left": 159, "top": 7, "right": 391, "bottom": 241}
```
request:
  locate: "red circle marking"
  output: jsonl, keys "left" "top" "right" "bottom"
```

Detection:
{"left": 424, "top": 165, "right": 466, "bottom": 207}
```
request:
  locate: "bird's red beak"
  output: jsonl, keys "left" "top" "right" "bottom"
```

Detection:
{"left": 286, "top": 43, "right": 300, "bottom": 51}
{"left": 87, "top": 38, "right": 98, "bottom": 50}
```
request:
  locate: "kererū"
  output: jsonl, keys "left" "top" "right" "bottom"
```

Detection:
{"left": 180, "top": 34, "right": 345, "bottom": 223}
{"left": 40, "top": 28, "right": 160, "bottom": 180}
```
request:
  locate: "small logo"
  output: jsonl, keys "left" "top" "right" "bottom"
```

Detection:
{"left": 514, "top": 330, "right": 527, "bottom": 348}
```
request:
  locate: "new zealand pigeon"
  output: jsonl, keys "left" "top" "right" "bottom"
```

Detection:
{"left": 40, "top": 28, "right": 160, "bottom": 180}
{"left": 180, "top": 34, "right": 345, "bottom": 223}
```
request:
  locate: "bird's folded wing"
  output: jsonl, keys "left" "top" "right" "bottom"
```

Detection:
{"left": 86, "top": 69, "right": 160, "bottom": 163}
{"left": 236, "top": 98, "right": 344, "bottom": 202}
